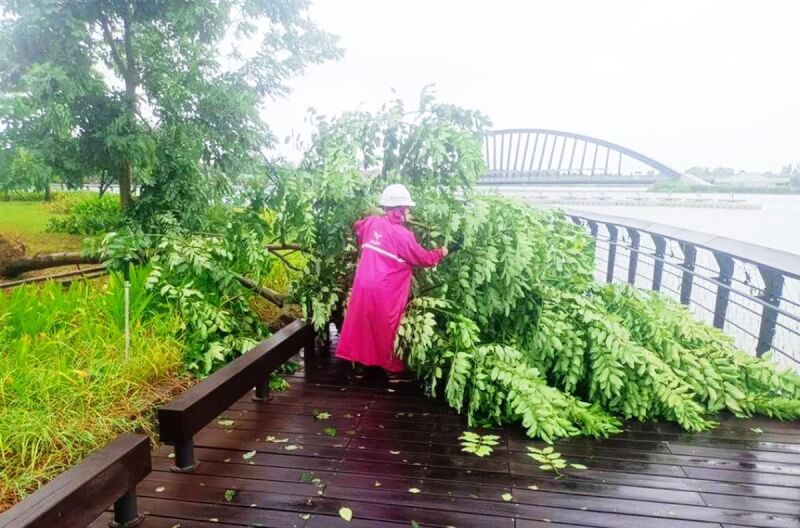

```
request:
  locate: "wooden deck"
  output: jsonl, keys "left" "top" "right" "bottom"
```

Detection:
{"left": 93, "top": 352, "right": 800, "bottom": 528}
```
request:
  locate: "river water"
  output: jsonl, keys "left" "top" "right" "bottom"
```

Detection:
{"left": 478, "top": 185, "right": 800, "bottom": 256}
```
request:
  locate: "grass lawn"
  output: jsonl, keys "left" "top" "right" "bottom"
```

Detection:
{"left": 0, "top": 201, "right": 83, "bottom": 253}
{"left": 0, "top": 201, "right": 83, "bottom": 254}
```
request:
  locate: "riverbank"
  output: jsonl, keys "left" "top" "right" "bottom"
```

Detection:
{"left": 650, "top": 181, "right": 800, "bottom": 194}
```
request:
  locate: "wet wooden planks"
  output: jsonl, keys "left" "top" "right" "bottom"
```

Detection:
{"left": 92, "top": 354, "right": 800, "bottom": 528}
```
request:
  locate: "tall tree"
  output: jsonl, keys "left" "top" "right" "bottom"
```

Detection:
{"left": 0, "top": 1, "right": 341, "bottom": 212}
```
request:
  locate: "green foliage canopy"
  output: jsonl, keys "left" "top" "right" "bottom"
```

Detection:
{"left": 0, "top": 0, "right": 341, "bottom": 217}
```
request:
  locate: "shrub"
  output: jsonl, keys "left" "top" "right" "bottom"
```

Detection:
{"left": 46, "top": 194, "right": 124, "bottom": 235}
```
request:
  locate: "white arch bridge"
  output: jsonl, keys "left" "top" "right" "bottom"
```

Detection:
{"left": 481, "top": 129, "right": 699, "bottom": 185}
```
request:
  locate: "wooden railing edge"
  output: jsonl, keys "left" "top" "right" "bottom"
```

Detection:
{"left": 157, "top": 319, "right": 315, "bottom": 471}
{"left": 0, "top": 434, "right": 151, "bottom": 528}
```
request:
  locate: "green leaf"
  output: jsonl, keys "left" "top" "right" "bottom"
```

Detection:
{"left": 339, "top": 506, "right": 353, "bottom": 522}
{"left": 224, "top": 489, "right": 236, "bottom": 502}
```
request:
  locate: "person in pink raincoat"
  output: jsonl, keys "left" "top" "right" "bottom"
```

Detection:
{"left": 335, "top": 184, "right": 448, "bottom": 379}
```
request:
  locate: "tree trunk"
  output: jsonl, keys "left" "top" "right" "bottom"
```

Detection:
{"left": 119, "top": 2, "right": 137, "bottom": 211}
{"left": 99, "top": 171, "right": 108, "bottom": 198}
{"left": 119, "top": 161, "right": 132, "bottom": 209}
{"left": 44, "top": 182, "right": 51, "bottom": 201}
{"left": 0, "top": 253, "right": 100, "bottom": 278}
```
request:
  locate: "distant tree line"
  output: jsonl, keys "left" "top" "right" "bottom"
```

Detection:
{"left": 780, "top": 164, "right": 800, "bottom": 185}
{"left": 686, "top": 165, "right": 800, "bottom": 184}
{"left": 686, "top": 167, "right": 737, "bottom": 178}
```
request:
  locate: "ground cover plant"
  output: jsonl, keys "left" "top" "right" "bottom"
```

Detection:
{"left": 0, "top": 271, "right": 187, "bottom": 509}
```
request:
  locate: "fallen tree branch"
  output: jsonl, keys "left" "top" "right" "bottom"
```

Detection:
{"left": 233, "top": 273, "right": 285, "bottom": 307}
{"left": 268, "top": 249, "right": 302, "bottom": 272}
{"left": 265, "top": 243, "right": 306, "bottom": 252}
{"left": 0, "top": 253, "right": 101, "bottom": 278}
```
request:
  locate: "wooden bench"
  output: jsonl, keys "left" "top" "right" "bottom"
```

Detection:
{"left": 0, "top": 434, "right": 151, "bottom": 528}
{"left": 158, "top": 319, "right": 315, "bottom": 471}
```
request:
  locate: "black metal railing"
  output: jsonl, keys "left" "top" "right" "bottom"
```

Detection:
{"left": 568, "top": 210, "right": 800, "bottom": 370}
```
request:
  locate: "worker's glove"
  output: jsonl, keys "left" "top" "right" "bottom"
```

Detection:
{"left": 447, "top": 237, "right": 463, "bottom": 254}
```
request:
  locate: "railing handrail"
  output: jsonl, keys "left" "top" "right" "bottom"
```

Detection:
{"left": 569, "top": 209, "right": 798, "bottom": 364}
{"left": 158, "top": 319, "right": 315, "bottom": 471}
{"left": 568, "top": 209, "right": 800, "bottom": 280}
{"left": 0, "top": 434, "right": 151, "bottom": 528}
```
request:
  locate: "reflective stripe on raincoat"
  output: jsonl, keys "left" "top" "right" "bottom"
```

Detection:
{"left": 335, "top": 209, "right": 445, "bottom": 372}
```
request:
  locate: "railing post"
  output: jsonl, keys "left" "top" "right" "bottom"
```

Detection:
{"left": 651, "top": 235, "right": 666, "bottom": 292}
{"left": 109, "top": 488, "right": 143, "bottom": 528}
{"left": 712, "top": 252, "right": 735, "bottom": 330}
{"left": 171, "top": 437, "right": 198, "bottom": 473}
{"left": 605, "top": 224, "right": 618, "bottom": 283}
{"left": 626, "top": 228, "right": 641, "bottom": 286}
{"left": 587, "top": 220, "right": 599, "bottom": 238}
{"left": 756, "top": 266, "right": 785, "bottom": 357}
{"left": 679, "top": 242, "right": 697, "bottom": 305}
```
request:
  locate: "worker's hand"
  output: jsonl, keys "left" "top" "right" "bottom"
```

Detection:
{"left": 447, "top": 238, "right": 463, "bottom": 254}
{"left": 441, "top": 246, "right": 449, "bottom": 257}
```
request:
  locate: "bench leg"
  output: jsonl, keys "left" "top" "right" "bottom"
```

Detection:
{"left": 171, "top": 437, "right": 199, "bottom": 473}
{"left": 109, "top": 488, "right": 144, "bottom": 528}
{"left": 253, "top": 379, "right": 271, "bottom": 401}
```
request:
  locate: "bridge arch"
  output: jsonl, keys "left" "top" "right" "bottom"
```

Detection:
{"left": 482, "top": 128, "right": 684, "bottom": 184}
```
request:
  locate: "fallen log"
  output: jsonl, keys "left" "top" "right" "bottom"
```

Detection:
{"left": 0, "top": 265, "right": 108, "bottom": 289}
{"left": 0, "top": 252, "right": 287, "bottom": 307}
{"left": 0, "top": 252, "right": 101, "bottom": 278}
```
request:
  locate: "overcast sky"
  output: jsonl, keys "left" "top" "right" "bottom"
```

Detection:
{"left": 263, "top": 0, "right": 799, "bottom": 173}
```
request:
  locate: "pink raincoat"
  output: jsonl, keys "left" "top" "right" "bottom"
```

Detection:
{"left": 335, "top": 209, "right": 445, "bottom": 372}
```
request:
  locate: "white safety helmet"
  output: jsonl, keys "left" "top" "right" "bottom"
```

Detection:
{"left": 378, "top": 183, "right": 416, "bottom": 208}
